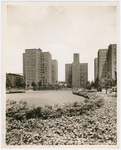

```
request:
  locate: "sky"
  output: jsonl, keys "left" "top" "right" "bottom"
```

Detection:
{"left": 4, "top": 2, "right": 118, "bottom": 81}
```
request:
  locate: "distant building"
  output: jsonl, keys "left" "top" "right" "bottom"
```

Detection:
{"left": 80, "top": 63, "right": 88, "bottom": 87}
{"left": 65, "top": 64, "right": 72, "bottom": 87}
{"left": 96, "top": 44, "right": 117, "bottom": 82}
{"left": 98, "top": 49, "right": 108, "bottom": 80}
{"left": 42, "top": 52, "right": 52, "bottom": 86}
{"left": 6, "top": 73, "right": 23, "bottom": 87}
{"left": 72, "top": 53, "right": 80, "bottom": 88}
{"left": 23, "top": 53, "right": 26, "bottom": 81}
{"left": 23, "top": 48, "right": 58, "bottom": 88}
{"left": 65, "top": 53, "right": 88, "bottom": 88}
{"left": 94, "top": 58, "right": 98, "bottom": 81}
{"left": 52, "top": 60, "right": 58, "bottom": 85}
{"left": 107, "top": 44, "right": 117, "bottom": 79}
{"left": 73, "top": 53, "right": 80, "bottom": 63}
{"left": 23, "top": 48, "right": 42, "bottom": 88}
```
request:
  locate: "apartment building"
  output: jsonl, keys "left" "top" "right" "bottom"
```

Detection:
{"left": 94, "top": 58, "right": 98, "bottom": 82}
{"left": 23, "top": 48, "right": 42, "bottom": 87}
{"left": 95, "top": 44, "right": 117, "bottom": 82}
{"left": 65, "top": 64, "right": 72, "bottom": 87}
{"left": 41, "top": 52, "right": 52, "bottom": 85}
{"left": 23, "top": 48, "right": 58, "bottom": 88}
{"left": 98, "top": 49, "right": 108, "bottom": 80}
{"left": 107, "top": 44, "right": 117, "bottom": 79}
{"left": 6, "top": 73, "right": 23, "bottom": 87}
{"left": 80, "top": 63, "right": 88, "bottom": 87}
{"left": 72, "top": 53, "right": 81, "bottom": 88}
{"left": 65, "top": 53, "right": 88, "bottom": 88}
{"left": 52, "top": 60, "right": 58, "bottom": 85}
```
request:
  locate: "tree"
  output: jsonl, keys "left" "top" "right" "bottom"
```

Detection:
{"left": 15, "top": 77, "right": 24, "bottom": 89}
{"left": 55, "top": 81, "right": 58, "bottom": 91}
{"left": 102, "top": 76, "right": 112, "bottom": 94}
{"left": 6, "top": 76, "right": 11, "bottom": 89}
{"left": 94, "top": 76, "right": 101, "bottom": 91}
{"left": 38, "top": 81, "right": 42, "bottom": 88}
{"left": 31, "top": 81, "right": 36, "bottom": 87}
{"left": 27, "top": 84, "right": 29, "bottom": 88}
{"left": 31, "top": 81, "right": 36, "bottom": 90}
{"left": 85, "top": 81, "right": 91, "bottom": 90}
{"left": 21, "top": 81, "right": 26, "bottom": 89}
{"left": 90, "top": 80, "right": 95, "bottom": 88}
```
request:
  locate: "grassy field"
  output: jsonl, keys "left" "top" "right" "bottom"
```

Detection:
{"left": 6, "top": 91, "right": 85, "bottom": 107}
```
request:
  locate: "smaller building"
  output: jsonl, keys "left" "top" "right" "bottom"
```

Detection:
{"left": 6, "top": 73, "right": 23, "bottom": 88}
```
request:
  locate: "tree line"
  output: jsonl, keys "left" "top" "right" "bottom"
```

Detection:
{"left": 90, "top": 71, "right": 117, "bottom": 93}
{"left": 6, "top": 77, "right": 61, "bottom": 90}
{"left": 6, "top": 76, "right": 26, "bottom": 89}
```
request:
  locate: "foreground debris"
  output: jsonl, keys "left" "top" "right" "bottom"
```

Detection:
{"left": 6, "top": 92, "right": 117, "bottom": 145}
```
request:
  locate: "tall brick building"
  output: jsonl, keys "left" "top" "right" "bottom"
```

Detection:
{"left": 107, "top": 44, "right": 117, "bottom": 79}
{"left": 98, "top": 49, "right": 108, "bottom": 80}
{"left": 52, "top": 60, "right": 58, "bottom": 85}
{"left": 80, "top": 63, "right": 88, "bottom": 87}
{"left": 72, "top": 53, "right": 81, "bottom": 88}
{"left": 65, "top": 64, "right": 72, "bottom": 88}
{"left": 65, "top": 53, "right": 88, "bottom": 88}
{"left": 94, "top": 58, "right": 98, "bottom": 82}
{"left": 94, "top": 44, "right": 117, "bottom": 82}
{"left": 23, "top": 48, "right": 58, "bottom": 88}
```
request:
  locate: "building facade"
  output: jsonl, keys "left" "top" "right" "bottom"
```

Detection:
{"left": 94, "top": 58, "right": 98, "bottom": 82}
{"left": 107, "top": 44, "right": 117, "bottom": 79}
{"left": 72, "top": 53, "right": 81, "bottom": 88}
{"left": 52, "top": 60, "right": 58, "bottom": 85}
{"left": 65, "top": 53, "right": 88, "bottom": 88}
{"left": 6, "top": 73, "right": 23, "bottom": 87}
{"left": 80, "top": 63, "right": 88, "bottom": 87}
{"left": 98, "top": 49, "right": 108, "bottom": 80}
{"left": 23, "top": 48, "right": 58, "bottom": 88}
{"left": 95, "top": 44, "right": 117, "bottom": 83}
{"left": 41, "top": 52, "right": 52, "bottom": 86}
{"left": 65, "top": 64, "right": 72, "bottom": 87}
{"left": 23, "top": 48, "right": 42, "bottom": 88}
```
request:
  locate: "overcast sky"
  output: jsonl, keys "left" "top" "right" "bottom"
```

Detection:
{"left": 4, "top": 2, "right": 118, "bottom": 81}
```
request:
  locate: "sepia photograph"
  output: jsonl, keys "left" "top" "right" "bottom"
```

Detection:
{"left": 1, "top": 1, "right": 120, "bottom": 149}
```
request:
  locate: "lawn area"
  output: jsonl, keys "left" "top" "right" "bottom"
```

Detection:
{"left": 6, "top": 91, "right": 85, "bottom": 107}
